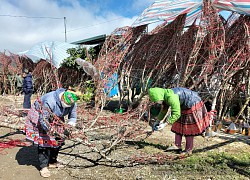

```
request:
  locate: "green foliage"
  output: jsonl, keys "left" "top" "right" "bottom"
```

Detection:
{"left": 61, "top": 47, "right": 86, "bottom": 69}
{"left": 87, "top": 47, "right": 96, "bottom": 61}
{"left": 82, "top": 80, "right": 95, "bottom": 102}
{"left": 173, "top": 152, "right": 250, "bottom": 175}
{"left": 82, "top": 87, "right": 94, "bottom": 102}
{"left": 61, "top": 47, "right": 96, "bottom": 69}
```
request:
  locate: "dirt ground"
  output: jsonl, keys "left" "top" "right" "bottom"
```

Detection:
{"left": 0, "top": 95, "right": 249, "bottom": 180}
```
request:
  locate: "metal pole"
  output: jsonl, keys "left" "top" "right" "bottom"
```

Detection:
{"left": 64, "top": 17, "right": 67, "bottom": 42}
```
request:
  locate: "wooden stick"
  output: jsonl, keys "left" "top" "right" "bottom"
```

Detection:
{"left": 236, "top": 96, "right": 250, "bottom": 120}
{"left": 0, "top": 122, "right": 24, "bottom": 130}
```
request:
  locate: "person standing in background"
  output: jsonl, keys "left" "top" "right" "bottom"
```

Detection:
{"left": 15, "top": 73, "right": 23, "bottom": 95}
{"left": 22, "top": 69, "right": 33, "bottom": 109}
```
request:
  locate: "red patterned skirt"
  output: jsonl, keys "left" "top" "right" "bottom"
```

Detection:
{"left": 171, "top": 101, "right": 210, "bottom": 136}
{"left": 24, "top": 106, "right": 65, "bottom": 148}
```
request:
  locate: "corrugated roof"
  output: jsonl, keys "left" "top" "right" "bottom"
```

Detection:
{"left": 72, "top": 34, "right": 106, "bottom": 45}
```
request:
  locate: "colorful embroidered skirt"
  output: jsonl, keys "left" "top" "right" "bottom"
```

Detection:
{"left": 24, "top": 106, "right": 65, "bottom": 148}
{"left": 171, "top": 101, "right": 210, "bottom": 136}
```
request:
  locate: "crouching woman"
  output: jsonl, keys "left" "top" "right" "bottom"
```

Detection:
{"left": 149, "top": 87, "right": 210, "bottom": 155}
{"left": 24, "top": 88, "right": 81, "bottom": 178}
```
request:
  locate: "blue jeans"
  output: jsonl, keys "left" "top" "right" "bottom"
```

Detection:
{"left": 23, "top": 92, "right": 32, "bottom": 108}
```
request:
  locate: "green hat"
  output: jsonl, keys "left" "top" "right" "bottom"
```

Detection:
{"left": 149, "top": 87, "right": 165, "bottom": 102}
{"left": 64, "top": 91, "right": 80, "bottom": 105}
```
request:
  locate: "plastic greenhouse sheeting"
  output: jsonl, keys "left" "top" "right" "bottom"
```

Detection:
{"left": 132, "top": 0, "right": 250, "bottom": 27}
{"left": 18, "top": 41, "right": 78, "bottom": 68}
{"left": 102, "top": 72, "right": 119, "bottom": 97}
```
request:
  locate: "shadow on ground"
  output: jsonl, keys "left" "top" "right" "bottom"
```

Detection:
{"left": 15, "top": 145, "right": 40, "bottom": 170}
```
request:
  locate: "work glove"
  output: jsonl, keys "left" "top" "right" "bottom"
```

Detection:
{"left": 153, "top": 121, "right": 167, "bottom": 131}
{"left": 67, "top": 121, "right": 76, "bottom": 127}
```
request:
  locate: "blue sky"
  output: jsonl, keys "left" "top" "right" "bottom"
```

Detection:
{"left": 0, "top": 0, "right": 234, "bottom": 53}
{"left": 75, "top": 0, "right": 151, "bottom": 17}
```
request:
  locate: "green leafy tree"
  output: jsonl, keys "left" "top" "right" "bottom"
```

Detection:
{"left": 61, "top": 47, "right": 86, "bottom": 69}
{"left": 61, "top": 47, "right": 96, "bottom": 69}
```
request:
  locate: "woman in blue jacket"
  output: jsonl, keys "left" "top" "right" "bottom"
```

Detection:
{"left": 22, "top": 69, "right": 33, "bottom": 108}
{"left": 25, "top": 88, "right": 81, "bottom": 178}
{"left": 149, "top": 87, "right": 210, "bottom": 155}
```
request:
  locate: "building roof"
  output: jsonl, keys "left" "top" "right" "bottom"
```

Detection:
{"left": 72, "top": 34, "right": 106, "bottom": 45}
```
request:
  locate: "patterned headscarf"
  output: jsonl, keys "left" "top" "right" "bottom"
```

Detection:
{"left": 63, "top": 90, "right": 81, "bottom": 104}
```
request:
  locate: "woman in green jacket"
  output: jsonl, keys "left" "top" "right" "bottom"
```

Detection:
{"left": 149, "top": 87, "right": 210, "bottom": 155}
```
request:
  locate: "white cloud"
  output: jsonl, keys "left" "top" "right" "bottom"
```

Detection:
{"left": 0, "top": 0, "right": 147, "bottom": 53}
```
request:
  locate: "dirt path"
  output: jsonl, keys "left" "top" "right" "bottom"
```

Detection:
{"left": 0, "top": 124, "right": 249, "bottom": 180}
{"left": 0, "top": 95, "right": 249, "bottom": 180}
{"left": 0, "top": 127, "right": 71, "bottom": 180}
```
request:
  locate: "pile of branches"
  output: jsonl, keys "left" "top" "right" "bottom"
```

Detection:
{"left": 1, "top": 1, "right": 250, "bottom": 166}
{"left": 32, "top": 60, "right": 89, "bottom": 94}
{"left": 0, "top": 54, "right": 90, "bottom": 95}
{"left": 0, "top": 95, "right": 154, "bottom": 166}
{"left": 0, "top": 51, "right": 34, "bottom": 95}
{"left": 96, "top": 1, "right": 250, "bottom": 121}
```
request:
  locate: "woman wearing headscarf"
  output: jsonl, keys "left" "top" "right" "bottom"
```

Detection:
{"left": 25, "top": 88, "right": 82, "bottom": 178}
{"left": 149, "top": 87, "right": 210, "bottom": 155}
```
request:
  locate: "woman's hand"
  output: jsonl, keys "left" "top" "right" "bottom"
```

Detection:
{"left": 67, "top": 121, "right": 76, "bottom": 127}
{"left": 154, "top": 121, "right": 167, "bottom": 131}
